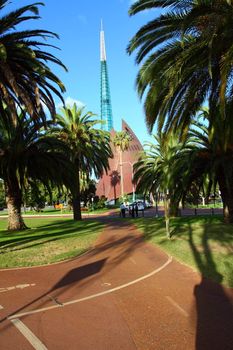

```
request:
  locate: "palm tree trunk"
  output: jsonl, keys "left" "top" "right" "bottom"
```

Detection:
{"left": 170, "top": 197, "right": 180, "bottom": 217}
{"left": 113, "top": 185, "right": 116, "bottom": 205}
{"left": 217, "top": 171, "right": 233, "bottom": 223}
{"left": 164, "top": 194, "right": 171, "bottom": 239}
{"left": 5, "top": 179, "right": 27, "bottom": 231}
{"left": 119, "top": 150, "right": 124, "bottom": 196}
{"left": 73, "top": 196, "right": 82, "bottom": 220}
{"left": 73, "top": 165, "right": 82, "bottom": 221}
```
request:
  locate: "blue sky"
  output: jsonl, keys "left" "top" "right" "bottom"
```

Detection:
{"left": 7, "top": 0, "right": 161, "bottom": 144}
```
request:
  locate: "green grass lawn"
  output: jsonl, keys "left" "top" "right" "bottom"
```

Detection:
{"left": 0, "top": 218, "right": 104, "bottom": 268}
{"left": 134, "top": 216, "right": 233, "bottom": 288}
{"left": 0, "top": 207, "right": 115, "bottom": 216}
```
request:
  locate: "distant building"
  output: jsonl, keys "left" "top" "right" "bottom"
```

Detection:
{"left": 96, "top": 120, "right": 143, "bottom": 201}
{"left": 96, "top": 23, "right": 143, "bottom": 201}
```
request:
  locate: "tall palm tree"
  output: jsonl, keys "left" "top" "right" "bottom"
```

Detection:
{"left": 113, "top": 131, "right": 132, "bottom": 196}
{"left": 134, "top": 131, "right": 192, "bottom": 237}
{"left": 128, "top": 0, "right": 233, "bottom": 133}
{"left": 0, "top": 1, "right": 66, "bottom": 126}
{"left": 55, "top": 103, "right": 112, "bottom": 220}
{"left": 0, "top": 108, "right": 76, "bottom": 231}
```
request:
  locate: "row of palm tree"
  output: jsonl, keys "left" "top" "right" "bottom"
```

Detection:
{"left": 0, "top": 103, "right": 112, "bottom": 231}
{"left": 128, "top": 0, "right": 233, "bottom": 223}
{"left": 0, "top": 2, "right": 112, "bottom": 230}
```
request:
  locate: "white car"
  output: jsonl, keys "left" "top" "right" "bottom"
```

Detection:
{"left": 129, "top": 201, "right": 145, "bottom": 211}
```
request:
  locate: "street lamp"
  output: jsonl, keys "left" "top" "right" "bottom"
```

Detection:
{"left": 121, "top": 161, "right": 136, "bottom": 202}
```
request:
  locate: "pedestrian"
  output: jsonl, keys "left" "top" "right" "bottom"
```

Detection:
{"left": 120, "top": 203, "right": 126, "bottom": 218}
{"left": 135, "top": 202, "right": 138, "bottom": 217}
{"left": 131, "top": 203, "right": 135, "bottom": 218}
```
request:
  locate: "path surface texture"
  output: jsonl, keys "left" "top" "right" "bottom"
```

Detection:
{"left": 0, "top": 220, "right": 233, "bottom": 350}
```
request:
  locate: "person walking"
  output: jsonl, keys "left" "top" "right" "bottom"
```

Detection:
{"left": 135, "top": 202, "right": 139, "bottom": 217}
{"left": 131, "top": 203, "right": 135, "bottom": 218}
{"left": 120, "top": 203, "right": 126, "bottom": 218}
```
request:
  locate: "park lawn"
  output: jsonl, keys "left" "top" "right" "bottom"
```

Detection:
{"left": 134, "top": 216, "right": 233, "bottom": 288}
{"left": 0, "top": 207, "right": 113, "bottom": 216}
{"left": 0, "top": 218, "right": 104, "bottom": 268}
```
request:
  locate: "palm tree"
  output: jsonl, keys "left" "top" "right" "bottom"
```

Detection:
{"left": 186, "top": 106, "right": 233, "bottom": 223}
{"left": 0, "top": 108, "right": 76, "bottom": 231}
{"left": 0, "top": 1, "right": 66, "bottom": 126}
{"left": 110, "top": 170, "right": 121, "bottom": 204}
{"left": 113, "top": 131, "right": 132, "bottom": 196}
{"left": 134, "top": 131, "right": 192, "bottom": 237}
{"left": 55, "top": 103, "right": 112, "bottom": 220}
{"left": 128, "top": 0, "right": 233, "bottom": 133}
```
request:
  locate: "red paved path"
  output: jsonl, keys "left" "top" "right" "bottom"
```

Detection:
{"left": 0, "top": 220, "right": 233, "bottom": 349}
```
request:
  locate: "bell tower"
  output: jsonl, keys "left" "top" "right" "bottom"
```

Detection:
{"left": 100, "top": 21, "right": 113, "bottom": 131}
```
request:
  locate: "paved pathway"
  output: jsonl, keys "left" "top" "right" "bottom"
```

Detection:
{"left": 0, "top": 220, "right": 233, "bottom": 349}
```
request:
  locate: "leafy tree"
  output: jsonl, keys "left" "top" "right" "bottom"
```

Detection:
{"left": 55, "top": 103, "right": 112, "bottom": 220}
{"left": 0, "top": 1, "right": 66, "bottom": 126}
{"left": 80, "top": 178, "right": 96, "bottom": 208}
{"left": 113, "top": 131, "right": 132, "bottom": 196}
{"left": 24, "top": 181, "right": 46, "bottom": 211}
{"left": 0, "top": 108, "right": 76, "bottom": 230}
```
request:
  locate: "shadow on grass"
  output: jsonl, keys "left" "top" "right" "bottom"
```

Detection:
{"left": 0, "top": 219, "right": 103, "bottom": 253}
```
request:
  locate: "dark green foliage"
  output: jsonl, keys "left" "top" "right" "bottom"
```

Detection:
{"left": 128, "top": 0, "right": 233, "bottom": 132}
{"left": 0, "top": 108, "right": 77, "bottom": 230}
{"left": 0, "top": 1, "right": 66, "bottom": 125}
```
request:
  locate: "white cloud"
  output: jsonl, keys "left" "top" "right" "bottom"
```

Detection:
{"left": 57, "top": 96, "right": 85, "bottom": 110}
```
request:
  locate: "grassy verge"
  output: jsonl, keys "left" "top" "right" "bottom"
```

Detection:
{"left": 134, "top": 216, "right": 233, "bottom": 288}
{"left": 0, "top": 218, "right": 104, "bottom": 268}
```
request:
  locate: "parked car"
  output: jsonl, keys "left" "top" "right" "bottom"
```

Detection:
{"left": 144, "top": 200, "right": 153, "bottom": 208}
{"left": 134, "top": 200, "right": 145, "bottom": 210}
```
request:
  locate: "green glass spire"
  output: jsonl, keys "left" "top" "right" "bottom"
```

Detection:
{"left": 100, "top": 21, "right": 113, "bottom": 131}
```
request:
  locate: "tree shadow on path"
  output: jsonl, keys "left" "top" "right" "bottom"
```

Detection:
{"left": 187, "top": 221, "right": 233, "bottom": 350}
{"left": 1, "top": 219, "right": 143, "bottom": 327}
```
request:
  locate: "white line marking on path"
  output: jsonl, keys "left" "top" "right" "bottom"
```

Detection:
{"left": 0, "top": 283, "right": 36, "bottom": 293}
{"left": 102, "top": 282, "right": 111, "bottom": 286}
{"left": 166, "top": 296, "right": 189, "bottom": 317}
{"left": 129, "top": 257, "right": 137, "bottom": 265}
{"left": 11, "top": 318, "right": 48, "bottom": 350}
{"left": 9, "top": 256, "right": 172, "bottom": 320}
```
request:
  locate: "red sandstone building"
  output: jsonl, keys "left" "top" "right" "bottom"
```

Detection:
{"left": 96, "top": 120, "right": 143, "bottom": 202}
